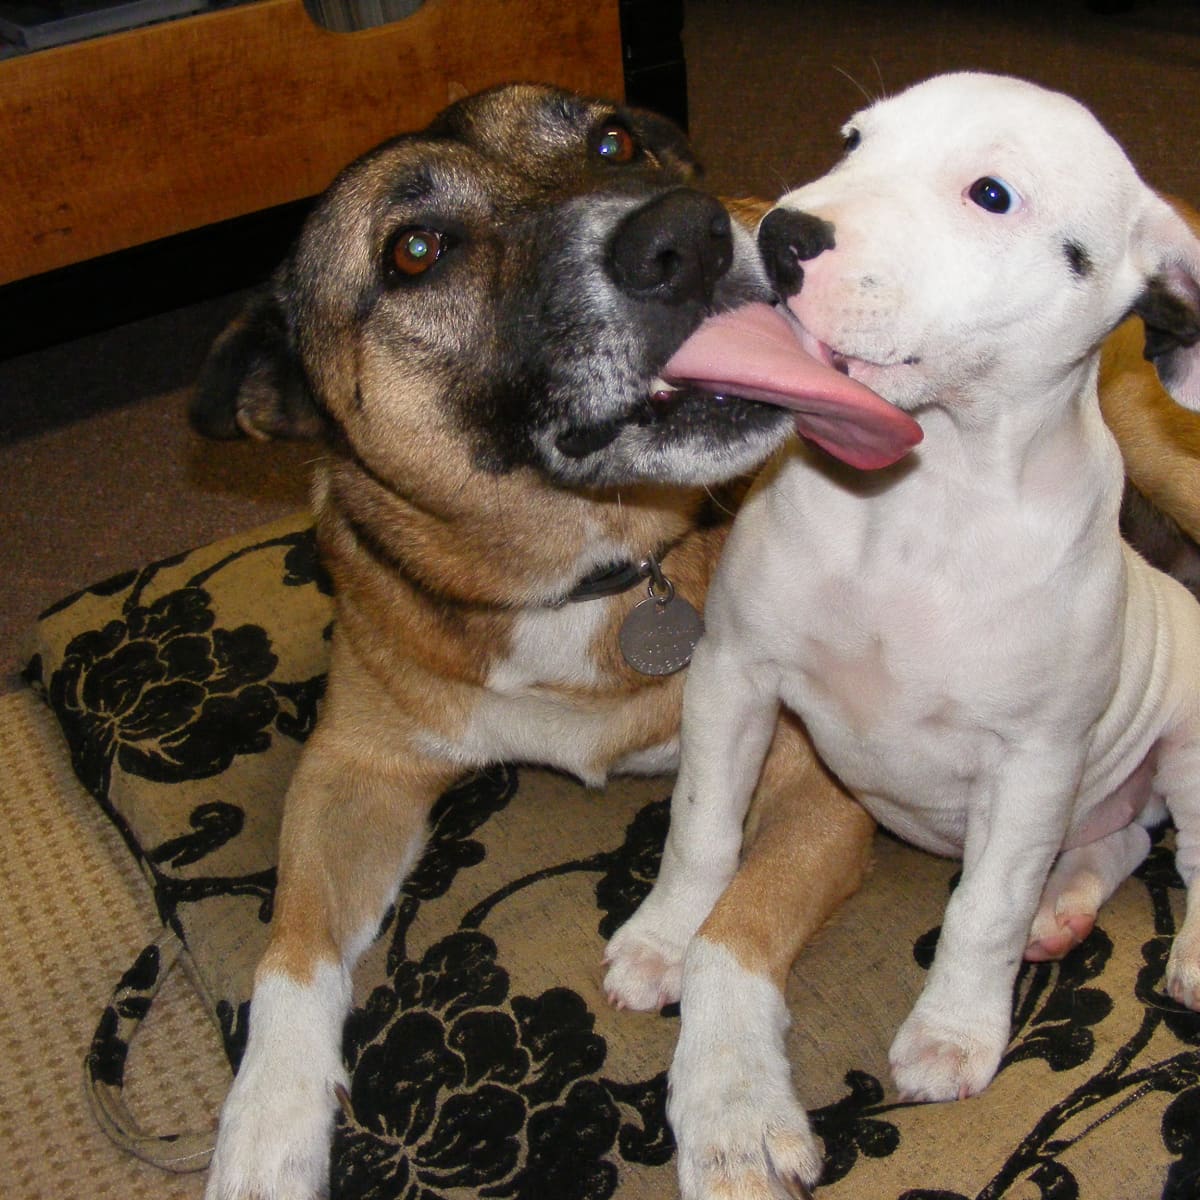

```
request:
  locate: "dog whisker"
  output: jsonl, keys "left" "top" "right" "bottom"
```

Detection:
{"left": 701, "top": 483, "right": 737, "bottom": 521}
{"left": 832, "top": 65, "right": 876, "bottom": 106}
{"left": 869, "top": 57, "right": 889, "bottom": 103}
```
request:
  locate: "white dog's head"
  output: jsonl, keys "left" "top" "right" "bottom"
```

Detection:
{"left": 760, "top": 72, "right": 1200, "bottom": 416}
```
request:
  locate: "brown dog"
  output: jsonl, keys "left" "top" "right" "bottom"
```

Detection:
{"left": 191, "top": 83, "right": 1199, "bottom": 1200}
{"left": 190, "top": 82, "right": 921, "bottom": 1200}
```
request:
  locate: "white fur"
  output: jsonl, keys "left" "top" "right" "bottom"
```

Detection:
{"left": 614, "top": 70, "right": 1200, "bottom": 1190}
{"left": 419, "top": 599, "right": 676, "bottom": 787}
{"left": 204, "top": 963, "right": 352, "bottom": 1200}
{"left": 604, "top": 634, "right": 778, "bottom": 1009}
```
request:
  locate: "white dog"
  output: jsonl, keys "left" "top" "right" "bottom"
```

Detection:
{"left": 605, "top": 72, "right": 1200, "bottom": 1198}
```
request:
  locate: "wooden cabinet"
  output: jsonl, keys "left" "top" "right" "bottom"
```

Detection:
{"left": 0, "top": 0, "right": 624, "bottom": 284}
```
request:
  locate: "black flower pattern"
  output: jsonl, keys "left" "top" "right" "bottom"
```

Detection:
{"left": 593, "top": 797, "right": 669, "bottom": 939}
{"left": 1162, "top": 1084, "right": 1200, "bottom": 1199}
{"left": 48, "top": 586, "right": 280, "bottom": 798}
{"left": 810, "top": 1070, "right": 900, "bottom": 1185}
{"left": 87, "top": 942, "right": 164, "bottom": 1089}
{"left": 39, "top": 531, "right": 331, "bottom": 801}
{"left": 336, "top": 929, "right": 669, "bottom": 1200}
{"left": 281, "top": 530, "right": 335, "bottom": 594}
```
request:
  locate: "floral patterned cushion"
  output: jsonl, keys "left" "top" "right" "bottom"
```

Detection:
{"left": 23, "top": 513, "right": 1200, "bottom": 1199}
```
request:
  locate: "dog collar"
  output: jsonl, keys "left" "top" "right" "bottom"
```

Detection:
{"left": 561, "top": 552, "right": 703, "bottom": 675}
{"left": 561, "top": 558, "right": 652, "bottom": 604}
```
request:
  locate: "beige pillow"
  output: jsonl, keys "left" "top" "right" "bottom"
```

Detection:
{"left": 26, "top": 512, "right": 1199, "bottom": 1198}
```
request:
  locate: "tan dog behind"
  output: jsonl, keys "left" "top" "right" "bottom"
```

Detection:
{"left": 1102, "top": 204, "right": 1200, "bottom": 564}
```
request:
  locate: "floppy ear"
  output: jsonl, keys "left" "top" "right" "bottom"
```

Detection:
{"left": 188, "top": 285, "right": 326, "bottom": 441}
{"left": 1130, "top": 195, "right": 1200, "bottom": 411}
{"left": 626, "top": 105, "right": 702, "bottom": 182}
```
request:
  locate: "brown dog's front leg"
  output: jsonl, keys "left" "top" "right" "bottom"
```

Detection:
{"left": 669, "top": 712, "right": 875, "bottom": 1200}
{"left": 702, "top": 711, "right": 875, "bottom": 988}
{"left": 204, "top": 663, "right": 461, "bottom": 1200}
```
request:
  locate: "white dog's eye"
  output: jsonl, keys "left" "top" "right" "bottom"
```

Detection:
{"left": 967, "top": 176, "right": 1021, "bottom": 214}
{"left": 842, "top": 127, "right": 861, "bottom": 153}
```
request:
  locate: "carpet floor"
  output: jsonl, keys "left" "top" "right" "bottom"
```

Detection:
{"left": 0, "top": 690, "right": 222, "bottom": 1199}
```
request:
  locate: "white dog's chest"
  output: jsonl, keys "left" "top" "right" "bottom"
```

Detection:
{"left": 775, "top": 593, "right": 1021, "bottom": 855}
{"left": 719, "top": 450, "right": 1148, "bottom": 856}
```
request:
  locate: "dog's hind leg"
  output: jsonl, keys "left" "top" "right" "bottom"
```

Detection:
{"left": 204, "top": 657, "right": 460, "bottom": 1200}
{"left": 1025, "top": 822, "right": 1154, "bottom": 961}
{"left": 1152, "top": 719, "right": 1200, "bottom": 1010}
{"left": 667, "top": 712, "right": 875, "bottom": 1200}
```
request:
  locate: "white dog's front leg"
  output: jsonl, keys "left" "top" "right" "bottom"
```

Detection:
{"left": 205, "top": 963, "right": 351, "bottom": 1200}
{"left": 604, "top": 636, "right": 779, "bottom": 1011}
{"left": 669, "top": 936, "right": 823, "bottom": 1200}
{"left": 889, "top": 753, "right": 1080, "bottom": 1102}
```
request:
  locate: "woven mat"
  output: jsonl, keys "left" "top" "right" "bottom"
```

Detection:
{"left": 15, "top": 512, "right": 1200, "bottom": 1199}
{"left": 0, "top": 688, "right": 218, "bottom": 1200}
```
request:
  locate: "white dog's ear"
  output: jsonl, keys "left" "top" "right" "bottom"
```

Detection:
{"left": 1130, "top": 196, "right": 1200, "bottom": 410}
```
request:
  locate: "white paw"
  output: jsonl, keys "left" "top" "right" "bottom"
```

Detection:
{"left": 205, "top": 1066, "right": 344, "bottom": 1200}
{"left": 669, "top": 938, "right": 823, "bottom": 1200}
{"left": 673, "top": 1084, "right": 822, "bottom": 1200}
{"left": 604, "top": 882, "right": 710, "bottom": 1010}
{"left": 888, "top": 1002, "right": 1008, "bottom": 1102}
{"left": 603, "top": 921, "right": 687, "bottom": 1011}
{"left": 1166, "top": 935, "right": 1200, "bottom": 1010}
{"left": 204, "top": 966, "right": 351, "bottom": 1200}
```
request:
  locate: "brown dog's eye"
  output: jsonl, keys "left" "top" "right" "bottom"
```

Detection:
{"left": 595, "top": 125, "right": 636, "bottom": 164}
{"left": 391, "top": 228, "right": 445, "bottom": 276}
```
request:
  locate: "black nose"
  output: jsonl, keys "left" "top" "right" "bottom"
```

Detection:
{"left": 607, "top": 190, "right": 733, "bottom": 306}
{"left": 758, "top": 208, "right": 836, "bottom": 296}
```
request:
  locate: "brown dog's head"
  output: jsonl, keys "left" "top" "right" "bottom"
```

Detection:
{"left": 191, "top": 84, "right": 797, "bottom": 489}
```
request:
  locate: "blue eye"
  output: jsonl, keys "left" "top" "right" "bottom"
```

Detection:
{"left": 967, "top": 176, "right": 1019, "bottom": 214}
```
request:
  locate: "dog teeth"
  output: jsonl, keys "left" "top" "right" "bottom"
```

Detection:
{"left": 650, "top": 377, "right": 680, "bottom": 404}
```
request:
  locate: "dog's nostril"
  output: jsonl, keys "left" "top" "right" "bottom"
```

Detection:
{"left": 654, "top": 249, "right": 683, "bottom": 285}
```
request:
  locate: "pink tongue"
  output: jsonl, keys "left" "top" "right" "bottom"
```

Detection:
{"left": 662, "top": 302, "right": 922, "bottom": 469}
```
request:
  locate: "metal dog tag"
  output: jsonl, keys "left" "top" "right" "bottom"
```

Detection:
{"left": 618, "top": 576, "right": 704, "bottom": 676}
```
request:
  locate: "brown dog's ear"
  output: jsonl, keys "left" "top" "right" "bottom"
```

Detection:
{"left": 1130, "top": 196, "right": 1200, "bottom": 411}
{"left": 627, "top": 105, "right": 702, "bottom": 181}
{"left": 188, "top": 287, "right": 325, "bottom": 441}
